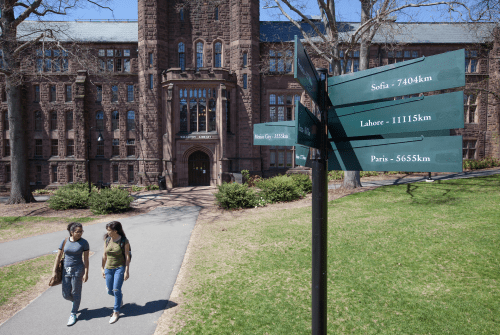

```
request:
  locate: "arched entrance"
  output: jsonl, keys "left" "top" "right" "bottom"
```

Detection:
{"left": 188, "top": 151, "right": 210, "bottom": 186}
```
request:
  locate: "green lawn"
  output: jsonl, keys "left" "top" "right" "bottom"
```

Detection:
{"left": 0, "top": 254, "right": 56, "bottom": 307}
{"left": 173, "top": 175, "right": 500, "bottom": 334}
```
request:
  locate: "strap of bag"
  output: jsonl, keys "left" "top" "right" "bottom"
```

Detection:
{"left": 61, "top": 237, "right": 68, "bottom": 259}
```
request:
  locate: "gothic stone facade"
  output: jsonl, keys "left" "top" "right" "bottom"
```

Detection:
{"left": 0, "top": 1, "right": 499, "bottom": 189}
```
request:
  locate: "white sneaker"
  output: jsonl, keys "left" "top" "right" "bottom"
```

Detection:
{"left": 67, "top": 313, "right": 77, "bottom": 326}
{"left": 109, "top": 313, "right": 119, "bottom": 324}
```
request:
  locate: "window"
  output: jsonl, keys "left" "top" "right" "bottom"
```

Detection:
{"left": 128, "top": 165, "right": 134, "bottom": 183}
{"left": 112, "top": 139, "right": 120, "bottom": 156}
{"left": 97, "top": 165, "right": 103, "bottom": 183}
{"left": 96, "top": 111, "right": 104, "bottom": 130}
{"left": 268, "top": 94, "right": 300, "bottom": 168}
{"left": 2, "top": 88, "right": 5, "bottom": 102}
{"left": 50, "top": 112, "right": 58, "bottom": 130}
{"left": 464, "top": 93, "right": 477, "bottom": 123}
{"left": 149, "top": 53, "right": 153, "bottom": 67}
{"left": 387, "top": 50, "right": 418, "bottom": 64}
{"left": 243, "top": 52, "right": 247, "bottom": 68}
{"left": 465, "top": 50, "right": 478, "bottom": 73}
{"left": 214, "top": 42, "right": 222, "bottom": 68}
{"left": 67, "top": 139, "right": 74, "bottom": 156}
{"left": 243, "top": 74, "right": 247, "bottom": 89}
{"left": 35, "top": 139, "right": 43, "bottom": 156}
{"left": 67, "top": 165, "right": 73, "bottom": 183}
{"left": 51, "top": 139, "right": 58, "bottom": 156}
{"left": 113, "top": 165, "right": 119, "bottom": 183}
{"left": 127, "top": 111, "right": 135, "bottom": 131}
{"left": 226, "top": 90, "right": 231, "bottom": 133}
{"left": 126, "top": 139, "right": 135, "bottom": 157}
{"left": 50, "top": 85, "right": 56, "bottom": 102}
{"left": 98, "top": 49, "right": 131, "bottom": 72}
{"left": 35, "top": 49, "right": 68, "bottom": 72}
{"left": 65, "top": 85, "right": 72, "bottom": 102}
{"left": 179, "top": 43, "right": 185, "bottom": 71}
{"left": 215, "top": 7, "right": 219, "bottom": 20}
{"left": 196, "top": 42, "right": 203, "bottom": 69}
{"left": 4, "top": 140, "right": 9, "bottom": 156}
{"left": 111, "top": 85, "right": 118, "bottom": 102}
{"left": 463, "top": 139, "right": 476, "bottom": 159}
{"left": 34, "top": 85, "right": 40, "bottom": 103}
{"left": 52, "top": 165, "right": 58, "bottom": 183}
{"left": 149, "top": 74, "right": 154, "bottom": 90}
{"left": 36, "top": 166, "right": 42, "bottom": 184}
{"left": 96, "top": 85, "right": 102, "bottom": 102}
{"left": 34, "top": 111, "right": 43, "bottom": 131}
{"left": 269, "top": 49, "right": 292, "bottom": 73}
{"left": 112, "top": 111, "right": 119, "bottom": 131}
{"left": 66, "top": 111, "right": 73, "bottom": 130}
{"left": 4, "top": 111, "right": 8, "bottom": 130}
{"left": 5, "top": 165, "right": 10, "bottom": 183}
{"left": 180, "top": 88, "right": 217, "bottom": 132}
{"left": 180, "top": 8, "right": 184, "bottom": 21}
{"left": 340, "top": 50, "right": 360, "bottom": 73}
{"left": 127, "top": 85, "right": 134, "bottom": 102}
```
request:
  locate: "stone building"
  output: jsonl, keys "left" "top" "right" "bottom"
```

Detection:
{"left": 0, "top": 0, "right": 498, "bottom": 189}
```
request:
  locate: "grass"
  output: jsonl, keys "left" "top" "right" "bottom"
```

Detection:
{"left": 171, "top": 175, "right": 500, "bottom": 334}
{"left": 0, "top": 254, "right": 56, "bottom": 308}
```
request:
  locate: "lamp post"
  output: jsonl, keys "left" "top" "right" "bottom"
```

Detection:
{"left": 87, "top": 127, "right": 104, "bottom": 194}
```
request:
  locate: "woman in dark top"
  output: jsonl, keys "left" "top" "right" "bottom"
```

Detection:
{"left": 101, "top": 221, "right": 130, "bottom": 324}
{"left": 51, "top": 222, "right": 89, "bottom": 327}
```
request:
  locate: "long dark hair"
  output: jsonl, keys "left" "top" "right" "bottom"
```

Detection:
{"left": 67, "top": 222, "right": 83, "bottom": 236}
{"left": 103, "top": 221, "right": 127, "bottom": 240}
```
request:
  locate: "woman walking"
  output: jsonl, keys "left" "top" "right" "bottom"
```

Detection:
{"left": 101, "top": 221, "right": 130, "bottom": 324}
{"left": 51, "top": 222, "right": 89, "bottom": 326}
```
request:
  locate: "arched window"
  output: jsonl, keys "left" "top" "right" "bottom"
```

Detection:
{"left": 196, "top": 42, "right": 203, "bottom": 69}
{"left": 34, "top": 111, "right": 42, "bottom": 131}
{"left": 215, "top": 7, "right": 219, "bottom": 20}
{"left": 96, "top": 110, "right": 104, "bottom": 130}
{"left": 214, "top": 42, "right": 222, "bottom": 68}
{"left": 178, "top": 42, "right": 185, "bottom": 71}
{"left": 112, "top": 111, "right": 119, "bottom": 131}
{"left": 127, "top": 111, "right": 135, "bottom": 131}
{"left": 50, "top": 111, "right": 58, "bottom": 130}
{"left": 184, "top": 88, "right": 216, "bottom": 133}
{"left": 66, "top": 111, "right": 73, "bottom": 131}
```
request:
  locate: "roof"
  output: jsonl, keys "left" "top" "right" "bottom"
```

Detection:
{"left": 260, "top": 21, "right": 496, "bottom": 44}
{"left": 18, "top": 21, "right": 138, "bottom": 43}
{"left": 15, "top": 20, "right": 496, "bottom": 44}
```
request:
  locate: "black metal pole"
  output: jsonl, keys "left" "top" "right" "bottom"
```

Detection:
{"left": 312, "top": 69, "right": 329, "bottom": 335}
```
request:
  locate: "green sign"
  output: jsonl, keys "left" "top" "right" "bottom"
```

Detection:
{"left": 296, "top": 102, "right": 321, "bottom": 149}
{"left": 295, "top": 145, "right": 311, "bottom": 167}
{"left": 328, "top": 135, "right": 463, "bottom": 172}
{"left": 328, "top": 91, "right": 464, "bottom": 138}
{"left": 253, "top": 121, "right": 296, "bottom": 146}
{"left": 294, "top": 35, "right": 320, "bottom": 105}
{"left": 328, "top": 49, "right": 465, "bottom": 106}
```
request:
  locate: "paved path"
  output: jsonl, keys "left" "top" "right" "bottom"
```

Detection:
{"left": 0, "top": 206, "right": 200, "bottom": 335}
{"left": 328, "top": 167, "right": 500, "bottom": 189}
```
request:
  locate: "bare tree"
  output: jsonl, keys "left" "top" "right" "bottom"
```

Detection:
{"left": 264, "top": 0, "right": 475, "bottom": 188}
{"left": 0, "top": 0, "right": 112, "bottom": 203}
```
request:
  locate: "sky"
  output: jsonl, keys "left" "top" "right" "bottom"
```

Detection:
{"left": 29, "top": 0, "right": 464, "bottom": 23}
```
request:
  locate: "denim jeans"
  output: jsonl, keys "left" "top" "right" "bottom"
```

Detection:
{"left": 62, "top": 265, "right": 85, "bottom": 314}
{"left": 105, "top": 266, "right": 125, "bottom": 313}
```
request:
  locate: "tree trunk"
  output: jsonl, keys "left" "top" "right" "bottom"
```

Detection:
{"left": 342, "top": 0, "right": 371, "bottom": 190}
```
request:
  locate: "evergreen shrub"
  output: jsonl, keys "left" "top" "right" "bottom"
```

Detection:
{"left": 89, "top": 188, "right": 134, "bottom": 215}
{"left": 47, "top": 182, "right": 92, "bottom": 210}
{"left": 289, "top": 173, "right": 312, "bottom": 193}
{"left": 215, "top": 182, "right": 259, "bottom": 210}
{"left": 256, "top": 175, "right": 303, "bottom": 203}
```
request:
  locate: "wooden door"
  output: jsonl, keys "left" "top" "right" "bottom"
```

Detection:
{"left": 188, "top": 151, "right": 210, "bottom": 186}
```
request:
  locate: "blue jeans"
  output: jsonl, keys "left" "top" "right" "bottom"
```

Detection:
{"left": 62, "top": 265, "right": 85, "bottom": 314}
{"left": 105, "top": 266, "right": 125, "bottom": 313}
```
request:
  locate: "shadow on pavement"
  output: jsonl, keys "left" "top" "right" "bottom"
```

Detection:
{"left": 77, "top": 300, "right": 177, "bottom": 321}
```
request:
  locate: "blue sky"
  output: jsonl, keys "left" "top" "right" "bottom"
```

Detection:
{"left": 33, "top": 0, "right": 459, "bottom": 22}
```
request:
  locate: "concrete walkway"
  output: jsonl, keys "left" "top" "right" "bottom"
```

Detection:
{"left": 0, "top": 206, "right": 201, "bottom": 335}
{"left": 328, "top": 167, "right": 500, "bottom": 189}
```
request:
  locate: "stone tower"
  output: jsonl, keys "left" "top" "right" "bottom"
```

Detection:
{"left": 137, "top": 0, "right": 261, "bottom": 187}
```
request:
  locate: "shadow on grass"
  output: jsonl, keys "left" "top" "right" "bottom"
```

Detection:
{"left": 78, "top": 299, "right": 177, "bottom": 321}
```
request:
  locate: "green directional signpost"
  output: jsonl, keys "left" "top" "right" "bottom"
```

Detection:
{"left": 253, "top": 36, "right": 465, "bottom": 335}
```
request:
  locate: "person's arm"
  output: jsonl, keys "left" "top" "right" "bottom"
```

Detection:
{"left": 124, "top": 243, "right": 130, "bottom": 281}
{"left": 101, "top": 241, "right": 108, "bottom": 279}
{"left": 51, "top": 249, "right": 63, "bottom": 279}
{"left": 83, "top": 250, "right": 89, "bottom": 283}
